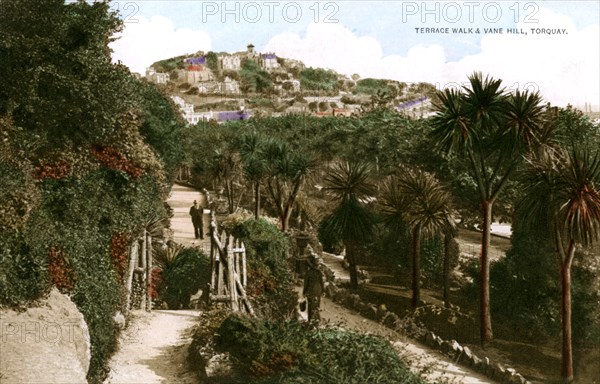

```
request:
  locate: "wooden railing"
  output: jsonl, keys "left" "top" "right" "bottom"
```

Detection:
{"left": 206, "top": 211, "right": 254, "bottom": 315}
{"left": 124, "top": 229, "right": 153, "bottom": 312}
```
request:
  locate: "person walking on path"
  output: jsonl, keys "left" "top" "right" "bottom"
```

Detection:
{"left": 303, "top": 253, "right": 325, "bottom": 323}
{"left": 189, "top": 200, "right": 203, "bottom": 239}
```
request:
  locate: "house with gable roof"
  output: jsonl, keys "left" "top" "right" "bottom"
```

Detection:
{"left": 261, "top": 53, "right": 280, "bottom": 71}
{"left": 219, "top": 54, "right": 241, "bottom": 71}
{"left": 145, "top": 67, "right": 170, "bottom": 84}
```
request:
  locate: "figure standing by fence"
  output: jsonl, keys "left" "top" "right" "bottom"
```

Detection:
{"left": 303, "top": 253, "right": 325, "bottom": 323}
{"left": 189, "top": 200, "right": 204, "bottom": 239}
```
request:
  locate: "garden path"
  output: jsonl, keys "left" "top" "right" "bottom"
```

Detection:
{"left": 105, "top": 183, "right": 497, "bottom": 384}
{"left": 104, "top": 183, "right": 208, "bottom": 384}
{"left": 103, "top": 309, "right": 199, "bottom": 384}
{"left": 299, "top": 277, "right": 497, "bottom": 383}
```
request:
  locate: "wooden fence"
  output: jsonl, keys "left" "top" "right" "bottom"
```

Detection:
{"left": 124, "top": 229, "right": 153, "bottom": 312}
{"left": 206, "top": 211, "right": 254, "bottom": 316}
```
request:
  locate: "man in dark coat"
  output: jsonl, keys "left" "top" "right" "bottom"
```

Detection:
{"left": 189, "top": 200, "right": 203, "bottom": 239}
{"left": 303, "top": 253, "right": 325, "bottom": 323}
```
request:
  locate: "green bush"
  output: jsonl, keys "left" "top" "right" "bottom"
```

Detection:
{"left": 215, "top": 314, "right": 425, "bottom": 384}
{"left": 0, "top": 232, "right": 48, "bottom": 306}
{"left": 487, "top": 219, "right": 600, "bottom": 345}
{"left": 163, "top": 247, "right": 210, "bottom": 309}
{"left": 317, "top": 214, "right": 344, "bottom": 254}
{"left": 231, "top": 218, "right": 296, "bottom": 320}
{"left": 300, "top": 68, "right": 339, "bottom": 92}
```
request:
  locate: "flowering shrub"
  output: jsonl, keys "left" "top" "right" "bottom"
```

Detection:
{"left": 109, "top": 233, "right": 129, "bottom": 282}
{"left": 35, "top": 160, "right": 70, "bottom": 180}
{"left": 48, "top": 246, "right": 76, "bottom": 293}
{"left": 91, "top": 145, "right": 142, "bottom": 179}
{"left": 150, "top": 267, "right": 164, "bottom": 301}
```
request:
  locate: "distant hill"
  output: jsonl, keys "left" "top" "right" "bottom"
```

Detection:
{"left": 146, "top": 44, "right": 437, "bottom": 123}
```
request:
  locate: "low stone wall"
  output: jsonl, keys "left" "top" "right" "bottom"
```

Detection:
{"left": 0, "top": 288, "right": 91, "bottom": 383}
{"left": 323, "top": 280, "right": 530, "bottom": 384}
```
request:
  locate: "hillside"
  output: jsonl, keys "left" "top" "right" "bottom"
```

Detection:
{"left": 145, "top": 44, "right": 438, "bottom": 123}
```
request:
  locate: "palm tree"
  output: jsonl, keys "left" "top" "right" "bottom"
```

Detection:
{"left": 263, "top": 140, "right": 312, "bottom": 232}
{"left": 209, "top": 147, "right": 242, "bottom": 214}
{"left": 239, "top": 132, "right": 267, "bottom": 219}
{"left": 322, "top": 161, "right": 376, "bottom": 289}
{"left": 519, "top": 149, "right": 600, "bottom": 383}
{"left": 431, "top": 72, "right": 545, "bottom": 343}
{"left": 380, "top": 169, "right": 454, "bottom": 307}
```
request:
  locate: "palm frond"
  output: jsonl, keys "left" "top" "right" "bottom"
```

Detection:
{"left": 519, "top": 149, "right": 600, "bottom": 248}
{"left": 503, "top": 89, "right": 545, "bottom": 151}
{"left": 430, "top": 88, "right": 472, "bottom": 154}
{"left": 380, "top": 169, "right": 455, "bottom": 238}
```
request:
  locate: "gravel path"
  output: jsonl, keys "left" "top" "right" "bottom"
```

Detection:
{"left": 105, "top": 183, "right": 497, "bottom": 384}
{"left": 104, "top": 310, "right": 200, "bottom": 384}
{"left": 104, "top": 183, "right": 207, "bottom": 384}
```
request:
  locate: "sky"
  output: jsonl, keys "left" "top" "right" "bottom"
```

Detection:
{"left": 109, "top": 0, "right": 600, "bottom": 109}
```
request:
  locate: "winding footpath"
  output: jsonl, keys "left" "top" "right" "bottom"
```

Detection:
{"left": 104, "top": 184, "right": 208, "bottom": 384}
{"left": 106, "top": 183, "right": 496, "bottom": 384}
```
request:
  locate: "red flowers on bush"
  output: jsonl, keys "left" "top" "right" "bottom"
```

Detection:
{"left": 35, "top": 161, "right": 70, "bottom": 180}
{"left": 150, "top": 267, "right": 164, "bottom": 300}
{"left": 110, "top": 233, "right": 129, "bottom": 282}
{"left": 48, "top": 247, "right": 76, "bottom": 293}
{"left": 91, "top": 145, "right": 142, "bottom": 179}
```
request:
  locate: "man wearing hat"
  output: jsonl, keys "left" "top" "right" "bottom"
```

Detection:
{"left": 303, "top": 252, "right": 325, "bottom": 323}
{"left": 189, "top": 200, "right": 203, "bottom": 239}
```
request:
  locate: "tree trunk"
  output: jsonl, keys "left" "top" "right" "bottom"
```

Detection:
{"left": 443, "top": 232, "right": 451, "bottom": 308}
{"left": 560, "top": 249, "right": 574, "bottom": 383}
{"left": 411, "top": 225, "right": 421, "bottom": 307}
{"left": 281, "top": 203, "right": 293, "bottom": 232}
{"left": 480, "top": 199, "right": 494, "bottom": 345}
{"left": 253, "top": 181, "right": 260, "bottom": 220}
{"left": 346, "top": 242, "right": 359, "bottom": 290}
{"left": 146, "top": 233, "right": 152, "bottom": 312}
{"left": 225, "top": 180, "right": 234, "bottom": 213}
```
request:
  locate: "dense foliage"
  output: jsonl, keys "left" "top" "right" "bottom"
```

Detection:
{"left": 162, "top": 247, "right": 210, "bottom": 309}
{"left": 354, "top": 78, "right": 399, "bottom": 98}
{"left": 215, "top": 314, "right": 425, "bottom": 384}
{"left": 0, "top": 0, "right": 186, "bottom": 381}
{"left": 300, "top": 67, "right": 340, "bottom": 92}
{"left": 231, "top": 218, "right": 296, "bottom": 320}
{"left": 240, "top": 59, "right": 273, "bottom": 94}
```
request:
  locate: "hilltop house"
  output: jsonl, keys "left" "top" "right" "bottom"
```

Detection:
{"left": 178, "top": 56, "right": 213, "bottom": 83}
{"left": 197, "top": 76, "right": 240, "bottom": 94}
{"left": 261, "top": 53, "right": 280, "bottom": 71}
{"left": 171, "top": 96, "right": 212, "bottom": 125}
{"left": 171, "top": 96, "right": 250, "bottom": 125}
{"left": 219, "top": 54, "right": 241, "bottom": 71}
{"left": 145, "top": 67, "right": 170, "bottom": 84}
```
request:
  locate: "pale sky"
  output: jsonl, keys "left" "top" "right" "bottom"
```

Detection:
{"left": 110, "top": 1, "right": 600, "bottom": 109}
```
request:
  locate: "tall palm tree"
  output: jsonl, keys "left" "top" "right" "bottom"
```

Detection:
{"left": 322, "top": 161, "right": 376, "bottom": 289}
{"left": 519, "top": 149, "right": 600, "bottom": 383}
{"left": 263, "top": 140, "right": 312, "bottom": 232}
{"left": 380, "top": 169, "right": 454, "bottom": 307}
{"left": 431, "top": 72, "right": 545, "bottom": 344}
{"left": 239, "top": 132, "right": 267, "bottom": 219}
{"left": 209, "top": 147, "right": 242, "bottom": 214}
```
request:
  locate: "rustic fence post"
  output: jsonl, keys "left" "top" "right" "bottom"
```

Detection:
{"left": 125, "top": 240, "right": 138, "bottom": 312}
{"left": 146, "top": 233, "right": 153, "bottom": 311}
{"left": 210, "top": 211, "right": 217, "bottom": 292}
{"left": 227, "top": 235, "right": 238, "bottom": 311}
{"left": 241, "top": 241, "right": 247, "bottom": 288}
{"left": 140, "top": 229, "right": 147, "bottom": 310}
